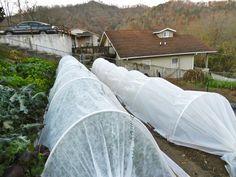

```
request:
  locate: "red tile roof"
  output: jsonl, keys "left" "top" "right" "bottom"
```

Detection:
{"left": 103, "top": 30, "right": 216, "bottom": 59}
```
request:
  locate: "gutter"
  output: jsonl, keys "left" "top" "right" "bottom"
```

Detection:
{"left": 120, "top": 51, "right": 217, "bottom": 60}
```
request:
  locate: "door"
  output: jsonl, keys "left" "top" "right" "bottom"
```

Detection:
{"left": 171, "top": 58, "right": 179, "bottom": 68}
{"left": 14, "top": 22, "right": 31, "bottom": 34}
{"left": 29, "top": 22, "right": 40, "bottom": 33}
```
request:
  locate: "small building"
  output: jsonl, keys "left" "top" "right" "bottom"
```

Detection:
{"left": 100, "top": 28, "right": 216, "bottom": 78}
{"left": 71, "top": 28, "right": 99, "bottom": 48}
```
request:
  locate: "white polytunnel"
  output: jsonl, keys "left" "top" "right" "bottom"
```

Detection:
{"left": 39, "top": 56, "right": 189, "bottom": 177}
{"left": 92, "top": 58, "right": 236, "bottom": 177}
{"left": 48, "top": 55, "right": 97, "bottom": 102}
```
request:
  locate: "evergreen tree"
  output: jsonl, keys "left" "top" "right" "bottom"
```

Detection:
{"left": 0, "top": 7, "right": 5, "bottom": 23}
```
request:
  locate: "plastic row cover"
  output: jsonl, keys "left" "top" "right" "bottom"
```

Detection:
{"left": 39, "top": 56, "right": 182, "bottom": 177}
{"left": 39, "top": 56, "right": 124, "bottom": 149}
{"left": 92, "top": 58, "right": 236, "bottom": 177}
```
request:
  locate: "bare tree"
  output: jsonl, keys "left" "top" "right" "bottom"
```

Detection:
{"left": 0, "top": 0, "right": 13, "bottom": 25}
{"left": 17, "top": 0, "right": 23, "bottom": 20}
{"left": 24, "top": 0, "right": 37, "bottom": 20}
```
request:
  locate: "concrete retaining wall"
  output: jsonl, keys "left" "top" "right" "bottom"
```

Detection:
{"left": 0, "top": 34, "right": 73, "bottom": 56}
{"left": 211, "top": 73, "right": 236, "bottom": 82}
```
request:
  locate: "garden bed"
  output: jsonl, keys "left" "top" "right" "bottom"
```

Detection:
{"left": 0, "top": 45, "right": 57, "bottom": 176}
{"left": 151, "top": 130, "right": 229, "bottom": 177}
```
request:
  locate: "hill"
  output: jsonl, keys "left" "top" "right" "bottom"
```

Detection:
{"left": 1, "top": 1, "right": 149, "bottom": 34}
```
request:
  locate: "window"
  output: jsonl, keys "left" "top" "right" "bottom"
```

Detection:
{"left": 163, "top": 31, "right": 169, "bottom": 38}
{"left": 30, "top": 22, "right": 39, "bottom": 27}
{"left": 18, "top": 22, "right": 28, "bottom": 26}
{"left": 17, "top": 22, "right": 29, "bottom": 28}
{"left": 163, "top": 31, "right": 167, "bottom": 37}
{"left": 172, "top": 58, "right": 179, "bottom": 68}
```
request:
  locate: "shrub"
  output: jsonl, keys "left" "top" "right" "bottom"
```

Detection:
{"left": 8, "top": 50, "right": 25, "bottom": 62}
{"left": 183, "top": 69, "right": 204, "bottom": 82}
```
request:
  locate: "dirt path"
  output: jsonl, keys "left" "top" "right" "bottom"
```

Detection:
{"left": 150, "top": 130, "right": 229, "bottom": 177}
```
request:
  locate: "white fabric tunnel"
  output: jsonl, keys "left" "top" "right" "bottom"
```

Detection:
{"left": 92, "top": 58, "right": 236, "bottom": 177}
{"left": 39, "top": 56, "right": 188, "bottom": 177}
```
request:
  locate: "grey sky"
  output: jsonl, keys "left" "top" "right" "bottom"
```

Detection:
{"left": 36, "top": 0, "right": 167, "bottom": 7}
{"left": 35, "top": 0, "right": 223, "bottom": 7}
{"left": 2, "top": 0, "right": 226, "bottom": 15}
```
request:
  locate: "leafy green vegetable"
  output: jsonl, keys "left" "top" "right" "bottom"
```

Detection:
{"left": 0, "top": 47, "right": 57, "bottom": 176}
{"left": 0, "top": 57, "right": 56, "bottom": 93}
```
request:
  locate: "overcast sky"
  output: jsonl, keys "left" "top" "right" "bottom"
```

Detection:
{"left": 3, "top": 0, "right": 226, "bottom": 14}
{"left": 36, "top": 0, "right": 167, "bottom": 7}
{"left": 34, "top": 0, "right": 223, "bottom": 8}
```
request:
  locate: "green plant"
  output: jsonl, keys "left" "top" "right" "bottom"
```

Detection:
{"left": 208, "top": 48, "right": 236, "bottom": 73}
{"left": 0, "top": 57, "right": 56, "bottom": 93}
{"left": 0, "top": 7, "right": 5, "bottom": 23}
{"left": 0, "top": 84, "right": 49, "bottom": 176}
{"left": 208, "top": 80, "right": 236, "bottom": 89}
{"left": 0, "top": 53, "right": 57, "bottom": 176}
{"left": 8, "top": 50, "right": 25, "bottom": 62}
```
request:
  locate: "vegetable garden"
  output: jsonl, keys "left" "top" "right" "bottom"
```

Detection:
{"left": 0, "top": 45, "right": 57, "bottom": 176}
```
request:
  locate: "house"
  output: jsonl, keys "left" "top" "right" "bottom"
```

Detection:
{"left": 100, "top": 28, "right": 216, "bottom": 77}
{"left": 71, "top": 28, "right": 99, "bottom": 48}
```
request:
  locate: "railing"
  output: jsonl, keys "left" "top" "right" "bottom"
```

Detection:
{"left": 73, "top": 46, "right": 115, "bottom": 57}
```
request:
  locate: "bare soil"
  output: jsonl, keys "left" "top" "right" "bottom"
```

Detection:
{"left": 150, "top": 130, "right": 229, "bottom": 177}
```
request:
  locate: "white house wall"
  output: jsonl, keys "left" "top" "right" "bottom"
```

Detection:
{"left": 128, "top": 55, "right": 194, "bottom": 70}
{"left": 92, "top": 35, "right": 99, "bottom": 46}
{"left": 103, "top": 37, "right": 116, "bottom": 56}
{"left": 116, "top": 55, "right": 194, "bottom": 78}
{"left": 157, "top": 31, "right": 174, "bottom": 38}
{"left": 103, "top": 37, "right": 110, "bottom": 46}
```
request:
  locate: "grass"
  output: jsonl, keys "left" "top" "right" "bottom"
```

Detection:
{"left": 208, "top": 80, "right": 236, "bottom": 89}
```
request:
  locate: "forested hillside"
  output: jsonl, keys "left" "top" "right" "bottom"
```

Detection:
{"left": 1, "top": 1, "right": 148, "bottom": 34}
